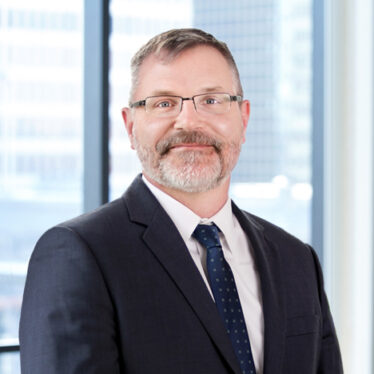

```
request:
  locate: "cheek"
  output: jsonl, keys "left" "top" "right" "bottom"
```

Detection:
{"left": 216, "top": 120, "right": 245, "bottom": 144}
{"left": 133, "top": 122, "right": 170, "bottom": 151}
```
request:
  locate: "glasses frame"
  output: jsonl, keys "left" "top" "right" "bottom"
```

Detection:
{"left": 129, "top": 92, "right": 243, "bottom": 116}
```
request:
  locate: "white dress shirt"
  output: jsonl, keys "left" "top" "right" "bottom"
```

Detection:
{"left": 143, "top": 177, "right": 264, "bottom": 373}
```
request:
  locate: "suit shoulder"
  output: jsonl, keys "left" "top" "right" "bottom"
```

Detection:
{"left": 239, "top": 209, "right": 322, "bottom": 286}
{"left": 34, "top": 197, "right": 129, "bottom": 253}
{"left": 59, "top": 197, "right": 127, "bottom": 230}
{"left": 241, "top": 209, "right": 310, "bottom": 250}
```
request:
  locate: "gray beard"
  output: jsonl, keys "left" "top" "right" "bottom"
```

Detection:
{"left": 133, "top": 130, "right": 240, "bottom": 193}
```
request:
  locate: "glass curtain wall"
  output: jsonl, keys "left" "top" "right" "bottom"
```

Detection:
{"left": 0, "top": 1, "right": 83, "bottom": 372}
{"left": 109, "top": 0, "right": 312, "bottom": 242}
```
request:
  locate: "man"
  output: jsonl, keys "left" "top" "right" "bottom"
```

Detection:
{"left": 20, "top": 28, "right": 343, "bottom": 373}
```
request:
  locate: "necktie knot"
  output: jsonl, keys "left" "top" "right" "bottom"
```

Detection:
{"left": 192, "top": 224, "right": 221, "bottom": 249}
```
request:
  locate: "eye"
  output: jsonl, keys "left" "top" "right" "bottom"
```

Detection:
{"left": 151, "top": 97, "right": 179, "bottom": 110}
{"left": 197, "top": 94, "right": 223, "bottom": 106}
{"left": 205, "top": 97, "right": 218, "bottom": 105}
{"left": 157, "top": 101, "right": 173, "bottom": 108}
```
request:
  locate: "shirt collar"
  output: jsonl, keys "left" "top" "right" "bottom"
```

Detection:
{"left": 142, "top": 176, "right": 235, "bottom": 246}
{"left": 208, "top": 197, "right": 237, "bottom": 255}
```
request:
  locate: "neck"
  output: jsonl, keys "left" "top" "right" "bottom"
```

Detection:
{"left": 143, "top": 174, "right": 230, "bottom": 218}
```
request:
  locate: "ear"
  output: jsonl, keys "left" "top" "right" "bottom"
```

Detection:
{"left": 240, "top": 99, "right": 250, "bottom": 143}
{"left": 121, "top": 107, "right": 136, "bottom": 150}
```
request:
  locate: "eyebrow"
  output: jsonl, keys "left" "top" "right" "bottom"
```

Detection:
{"left": 148, "top": 86, "right": 226, "bottom": 97}
{"left": 148, "top": 90, "right": 178, "bottom": 97}
{"left": 200, "top": 86, "right": 226, "bottom": 93}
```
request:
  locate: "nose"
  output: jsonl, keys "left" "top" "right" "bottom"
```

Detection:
{"left": 173, "top": 98, "right": 203, "bottom": 130}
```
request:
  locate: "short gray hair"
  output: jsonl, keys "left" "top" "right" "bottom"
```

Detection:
{"left": 129, "top": 28, "right": 243, "bottom": 102}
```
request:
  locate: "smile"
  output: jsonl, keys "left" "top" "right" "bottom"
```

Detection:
{"left": 156, "top": 130, "right": 222, "bottom": 156}
{"left": 170, "top": 143, "right": 213, "bottom": 149}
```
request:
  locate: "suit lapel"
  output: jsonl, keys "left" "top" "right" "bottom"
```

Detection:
{"left": 233, "top": 203, "right": 286, "bottom": 374}
{"left": 124, "top": 176, "right": 243, "bottom": 374}
{"left": 124, "top": 176, "right": 287, "bottom": 373}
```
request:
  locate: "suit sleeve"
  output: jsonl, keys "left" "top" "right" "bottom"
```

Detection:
{"left": 19, "top": 226, "right": 120, "bottom": 374}
{"left": 309, "top": 247, "right": 344, "bottom": 373}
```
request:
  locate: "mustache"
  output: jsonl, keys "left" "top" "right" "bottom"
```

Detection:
{"left": 156, "top": 131, "right": 222, "bottom": 156}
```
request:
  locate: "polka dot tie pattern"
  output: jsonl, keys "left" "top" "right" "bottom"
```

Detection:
{"left": 193, "top": 224, "right": 256, "bottom": 374}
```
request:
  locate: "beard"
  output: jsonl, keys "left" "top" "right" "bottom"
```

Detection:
{"left": 133, "top": 130, "right": 241, "bottom": 193}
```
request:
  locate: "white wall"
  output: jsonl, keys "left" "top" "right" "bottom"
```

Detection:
{"left": 325, "top": 0, "right": 374, "bottom": 373}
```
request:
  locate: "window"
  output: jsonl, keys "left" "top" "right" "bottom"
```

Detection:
{"left": 5, "top": 2, "right": 371, "bottom": 373}
{"left": 0, "top": 1, "right": 83, "bottom": 372}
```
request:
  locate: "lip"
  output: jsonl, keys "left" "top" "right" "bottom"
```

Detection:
{"left": 170, "top": 143, "right": 212, "bottom": 149}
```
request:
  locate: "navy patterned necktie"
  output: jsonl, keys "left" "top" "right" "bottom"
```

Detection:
{"left": 193, "top": 224, "right": 256, "bottom": 374}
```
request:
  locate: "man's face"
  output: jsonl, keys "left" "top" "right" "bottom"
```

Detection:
{"left": 122, "top": 46, "right": 250, "bottom": 193}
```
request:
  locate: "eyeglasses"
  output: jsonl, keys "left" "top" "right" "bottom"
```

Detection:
{"left": 129, "top": 92, "right": 242, "bottom": 118}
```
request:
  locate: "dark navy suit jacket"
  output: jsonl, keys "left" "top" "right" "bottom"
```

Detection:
{"left": 19, "top": 175, "right": 343, "bottom": 373}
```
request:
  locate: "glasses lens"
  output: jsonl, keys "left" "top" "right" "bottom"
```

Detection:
{"left": 145, "top": 96, "right": 181, "bottom": 117}
{"left": 194, "top": 93, "right": 231, "bottom": 114}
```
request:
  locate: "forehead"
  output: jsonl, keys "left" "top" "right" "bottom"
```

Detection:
{"left": 133, "top": 46, "right": 236, "bottom": 98}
